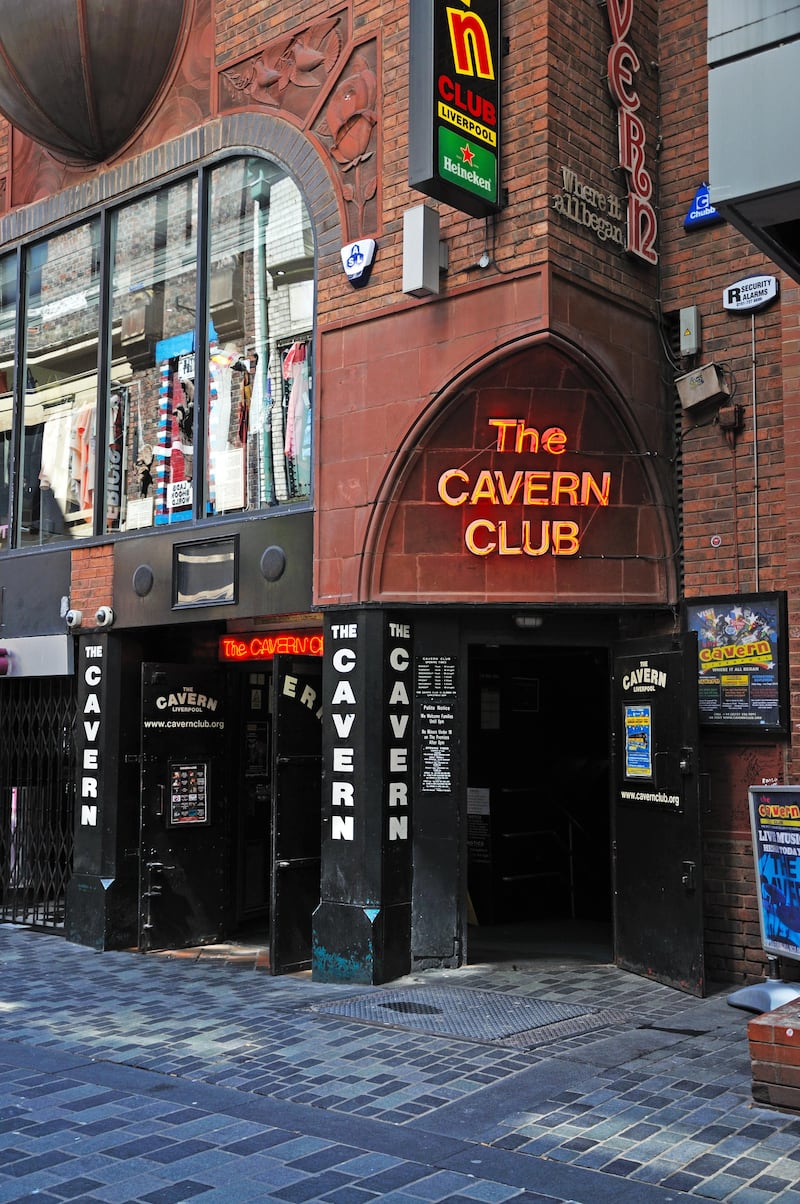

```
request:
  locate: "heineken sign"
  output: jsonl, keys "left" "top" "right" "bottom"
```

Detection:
{"left": 408, "top": 0, "right": 502, "bottom": 218}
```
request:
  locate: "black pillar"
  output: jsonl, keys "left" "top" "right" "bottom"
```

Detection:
{"left": 313, "top": 609, "right": 413, "bottom": 983}
{"left": 65, "top": 633, "right": 139, "bottom": 949}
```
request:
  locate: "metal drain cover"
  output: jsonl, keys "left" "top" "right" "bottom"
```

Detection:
{"left": 312, "top": 985, "right": 629, "bottom": 1047}
{"left": 381, "top": 1001, "right": 443, "bottom": 1015}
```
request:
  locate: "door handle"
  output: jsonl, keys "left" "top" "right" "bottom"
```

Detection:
{"left": 681, "top": 860, "right": 696, "bottom": 891}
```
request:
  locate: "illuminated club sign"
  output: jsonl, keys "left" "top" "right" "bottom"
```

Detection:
{"left": 408, "top": 0, "right": 502, "bottom": 218}
{"left": 219, "top": 632, "right": 324, "bottom": 662}
{"left": 437, "top": 417, "right": 613, "bottom": 557}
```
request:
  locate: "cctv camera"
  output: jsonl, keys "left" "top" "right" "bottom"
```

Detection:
{"left": 65, "top": 609, "right": 82, "bottom": 629}
{"left": 95, "top": 606, "right": 115, "bottom": 628}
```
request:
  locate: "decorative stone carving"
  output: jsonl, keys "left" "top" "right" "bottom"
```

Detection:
{"left": 220, "top": 16, "right": 345, "bottom": 124}
{"left": 313, "top": 45, "right": 378, "bottom": 238}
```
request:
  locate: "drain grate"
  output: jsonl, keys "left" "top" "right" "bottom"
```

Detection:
{"left": 311, "top": 985, "right": 630, "bottom": 1048}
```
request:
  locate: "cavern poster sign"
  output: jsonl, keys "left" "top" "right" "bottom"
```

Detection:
{"left": 685, "top": 593, "right": 788, "bottom": 732}
{"left": 408, "top": 0, "right": 502, "bottom": 217}
{"left": 436, "top": 417, "right": 612, "bottom": 558}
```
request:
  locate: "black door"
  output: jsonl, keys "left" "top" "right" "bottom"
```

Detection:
{"left": 139, "top": 664, "right": 228, "bottom": 951}
{"left": 270, "top": 654, "right": 323, "bottom": 973}
{"left": 612, "top": 634, "right": 704, "bottom": 995}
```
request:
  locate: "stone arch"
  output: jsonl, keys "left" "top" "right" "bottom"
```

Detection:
{"left": 360, "top": 335, "right": 679, "bottom": 605}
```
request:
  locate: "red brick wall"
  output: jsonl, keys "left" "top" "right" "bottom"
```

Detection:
{"left": 658, "top": 4, "right": 787, "bottom": 600}
{"left": 658, "top": 4, "right": 796, "bottom": 984}
{"left": 748, "top": 1002, "right": 800, "bottom": 1111}
{"left": 547, "top": 0, "right": 659, "bottom": 309}
{"left": 70, "top": 547, "right": 114, "bottom": 625}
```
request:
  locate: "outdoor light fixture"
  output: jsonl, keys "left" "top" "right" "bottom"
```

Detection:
{"left": 514, "top": 614, "right": 544, "bottom": 629}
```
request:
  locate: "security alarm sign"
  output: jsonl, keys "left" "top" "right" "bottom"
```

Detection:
{"left": 408, "top": 0, "right": 502, "bottom": 217}
{"left": 723, "top": 275, "right": 779, "bottom": 313}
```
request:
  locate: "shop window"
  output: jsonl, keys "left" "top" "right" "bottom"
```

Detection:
{"left": 0, "top": 254, "right": 17, "bottom": 548}
{"left": 108, "top": 180, "right": 199, "bottom": 530}
{"left": 0, "top": 152, "right": 315, "bottom": 551}
{"left": 20, "top": 221, "right": 102, "bottom": 545}
{"left": 204, "top": 159, "right": 312, "bottom": 516}
{"left": 104, "top": 156, "right": 314, "bottom": 534}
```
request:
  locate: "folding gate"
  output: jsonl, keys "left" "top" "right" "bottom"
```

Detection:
{"left": 0, "top": 678, "right": 76, "bottom": 928}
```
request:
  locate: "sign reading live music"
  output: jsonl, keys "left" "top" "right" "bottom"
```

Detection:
{"left": 408, "top": 0, "right": 502, "bottom": 217}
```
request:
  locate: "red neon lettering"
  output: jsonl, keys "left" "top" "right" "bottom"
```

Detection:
{"left": 219, "top": 633, "right": 324, "bottom": 661}
{"left": 627, "top": 194, "right": 658, "bottom": 264}
{"left": 607, "top": 41, "right": 639, "bottom": 110}
{"left": 606, "top": 0, "right": 633, "bottom": 42}
{"left": 488, "top": 418, "right": 517, "bottom": 451}
{"left": 604, "top": 0, "right": 658, "bottom": 264}
{"left": 618, "top": 109, "right": 652, "bottom": 199}
{"left": 489, "top": 419, "right": 568, "bottom": 454}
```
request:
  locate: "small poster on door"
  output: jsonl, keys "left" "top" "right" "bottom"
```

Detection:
{"left": 624, "top": 704, "right": 652, "bottom": 779}
{"left": 168, "top": 761, "right": 209, "bottom": 826}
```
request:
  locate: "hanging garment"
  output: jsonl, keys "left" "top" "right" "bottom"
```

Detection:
{"left": 40, "top": 411, "right": 74, "bottom": 512}
{"left": 283, "top": 341, "right": 308, "bottom": 460}
{"left": 76, "top": 406, "right": 95, "bottom": 513}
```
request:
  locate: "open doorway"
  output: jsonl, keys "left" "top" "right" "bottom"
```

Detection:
{"left": 138, "top": 653, "right": 321, "bottom": 972}
{"left": 228, "top": 653, "right": 323, "bottom": 971}
{"left": 466, "top": 645, "right": 613, "bottom": 964}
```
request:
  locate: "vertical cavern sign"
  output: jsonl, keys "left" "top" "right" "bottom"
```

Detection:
{"left": 604, "top": 0, "right": 658, "bottom": 264}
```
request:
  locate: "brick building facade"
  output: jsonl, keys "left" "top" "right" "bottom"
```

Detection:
{"left": 0, "top": 0, "right": 794, "bottom": 992}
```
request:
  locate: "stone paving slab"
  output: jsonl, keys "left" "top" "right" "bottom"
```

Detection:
{"left": 0, "top": 925, "right": 799, "bottom": 1201}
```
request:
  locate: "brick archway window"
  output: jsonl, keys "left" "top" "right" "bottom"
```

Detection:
{"left": 0, "top": 152, "right": 316, "bottom": 549}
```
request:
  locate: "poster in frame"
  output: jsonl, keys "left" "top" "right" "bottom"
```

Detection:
{"left": 684, "top": 591, "right": 788, "bottom": 733}
{"left": 747, "top": 785, "right": 800, "bottom": 963}
{"left": 167, "top": 761, "right": 210, "bottom": 827}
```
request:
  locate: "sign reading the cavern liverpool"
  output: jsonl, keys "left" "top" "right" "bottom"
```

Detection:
{"left": 408, "top": 0, "right": 502, "bottom": 217}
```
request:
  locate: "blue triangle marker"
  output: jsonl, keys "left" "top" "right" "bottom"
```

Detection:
{"left": 684, "top": 183, "right": 724, "bottom": 230}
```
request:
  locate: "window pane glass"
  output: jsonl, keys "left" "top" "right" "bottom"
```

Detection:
{"left": 205, "top": 158, "right": 313, "bottom": 516}
{"left": 21, "top": 222, "right": 101, "bottom": 544}
{"left": 0, "top": 255, "right": 18, "bottom": 548}
{"left": 108, "top": 178, "right": 198, "bottom": 531}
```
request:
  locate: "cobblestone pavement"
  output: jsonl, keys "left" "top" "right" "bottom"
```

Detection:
{"left": 0, "top": 924, "right": 799, "bottom": 1202}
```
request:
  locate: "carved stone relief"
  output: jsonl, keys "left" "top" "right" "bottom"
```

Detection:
{"left": 219, "top": 13, "right": 379, "bottom": 240}
{"left": 220, "top": 15, "right": 346, "bottom": 123}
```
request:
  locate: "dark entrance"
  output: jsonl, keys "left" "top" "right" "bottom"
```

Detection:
{"left": 466, "top": 646, "right": 612, "bottom": 949}
{"left": 269, "top": 654, "right": 323, "bottom": 973}
{"left": 139, "top": 656, "right": 322, "bottom": 967}
{"left": 139, "top": 664, "right": 228, "bottom": 950}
